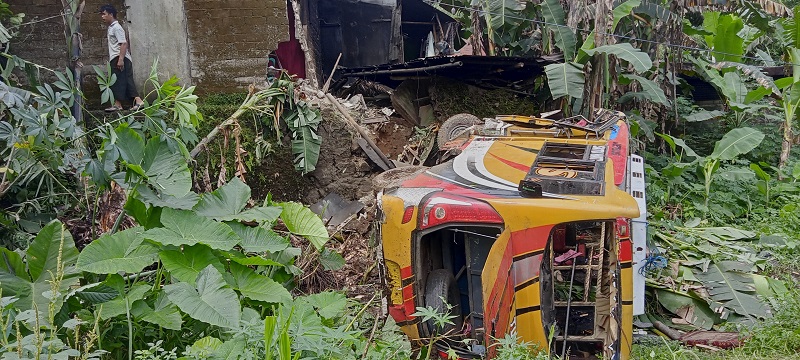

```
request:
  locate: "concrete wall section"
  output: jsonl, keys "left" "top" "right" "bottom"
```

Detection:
{"left": 184, "top": 0, "right": 289, "bottom": 93}
{"left": 125, "top": 0, "right": 191, "bottom": 91}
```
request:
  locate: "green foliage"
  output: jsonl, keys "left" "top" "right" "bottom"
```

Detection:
{"left": 544, "top": 62, "right": 584, "bottom": 100}
{"left": 76, "top": 226, "right": 159, "bottom": 274}
{"left": 0, "top": 2, "right": 24, "bottom": 43}
{"left": 494, "top": 333, "right": 551, "bottom": 360}
{"left": 94, "top": 64, "right": 117, "bottom": 105}
{"left": 165, "top": 265, "right": 242, "bottom": 329}
{"left": 0, "top": 58, "right": 398, "bottom": 359}
{"left": 430, "top": 0, "right": 539, "bottom": 56}
{"left": 540, "top": 0, "right": 576, "bottom": 60}
{"left": 0, "top": 65, "right": 87, "bottom": 237}
{"left": 702, "top": 12, "right": 745, "bottom": 63}
{"left": 0, "top": 220, "right": 79, "bottom": 319}
{"left": 279, "top": 202, "right": 329, "bottom": 251}
{"left": 658, "top": 127, "right": 764, "bottom": 208}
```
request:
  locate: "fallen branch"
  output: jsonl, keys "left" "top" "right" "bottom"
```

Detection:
{"left": 190, "top": 85, "right": 258, "bottom": 159}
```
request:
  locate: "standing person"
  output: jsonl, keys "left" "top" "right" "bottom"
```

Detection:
{"left": 99, "top": 4, "right": 143, "bottom": 112}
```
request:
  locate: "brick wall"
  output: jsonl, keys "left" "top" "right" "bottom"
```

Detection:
{"left": 8, "top": 0, "right": 125, "bottom": 100}
{"left": 183, "top": 0, "right": 289, "bottom": 93}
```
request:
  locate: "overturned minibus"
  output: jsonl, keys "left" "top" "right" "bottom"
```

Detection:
{"left": 376, "top": 110, "right": 647, "bottom": 359}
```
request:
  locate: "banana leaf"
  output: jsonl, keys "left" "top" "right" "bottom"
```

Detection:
{"left": 656, "top": 288, "right": 718, "bottom": 330}
{"left": 541, "top": 0, "right": 576, "bottom": 60}
{"left": 545, "top": 62, "right": 584, "bottom": 100}
{"left": 695, "top": 261, "right": 770, "bottom": 320}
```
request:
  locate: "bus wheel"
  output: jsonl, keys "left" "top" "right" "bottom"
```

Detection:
{"left": 424, "top": 269, "right": 463, "bottom": 335}
{"left": 438, "top": 113, "right": 482, "bottom": 149}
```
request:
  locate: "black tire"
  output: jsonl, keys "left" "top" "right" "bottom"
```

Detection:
{"left": 424, "top": 269, "right": 463, "bottom": 335}
{"left": 437, "top": 113, "right": 482, "bottom": 149}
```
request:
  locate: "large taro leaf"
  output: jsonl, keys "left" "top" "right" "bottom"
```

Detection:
{"left": 541, "top": 0, "right": 576, "bottom": 61}
{"left": 301, "top": 291, "right": 348, "bottom": 320}
{"left": 164, "top": 265, "right": 241, "bottom": 329}
{"left": 194, "top": 178, "right": 249, "bottom": 219}
{"left": 97, "top": 283, "right": 150, "bottom": 320}
{"left": 230, "top": 262, "right": 291, "bottom": 304}
{"left": 228, "top": 223, "right": 289, "bottom": 253}
{"left": 280, "top": 202, "right": 329, "bottom": 251}
{"left": 709, "top": 127, "right": 764, "bottom": 161}
{"left": 0, "top": 221, "right": 80, "bottom": 317}
{"left": 193, "top": 178, "right": 282, "bottom": 223}
{"left": 141, "top": 138, "right": 192, "bottom": 198}
{"left": 144, "top": 208, "right": 240, "bottom": 250}
{"left": 114, "top": 123, "right": 145, "bottom": 164}
{"left": 656, "top": 289, "right": 718, "bottom": 330}
{"left": 27, "top": 220, "right": 79, "bottom": 280}
{"left": 545, "top": 62, "right": 585, "bottom": 100}
{"left": 186, "top": 336, "right": 223, "bottom": 357}
{"left": 159, "top": 244, "right": 225, "bottom": 286}
{"left": 215, "top": 338, "right": 247, "bottom": 360}
{"left": 695, "top": 261, "right": 770, "bottom": 320}
{"left": 77, "top": 227, "right": 159, "bottom": 274}
{"left": 584, "top": 43, "right": 653, "bottom": 72}
{"left": 136, "top": 187, "right": 199, "bottom": 210}
{"left": 131, "top": 293, "right": 182, "bottom": 330}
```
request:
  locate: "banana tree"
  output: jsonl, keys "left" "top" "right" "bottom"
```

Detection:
{"left": 543, "top": 0, "right": 668, "bottom": 112}
{"left": 776, "top": 63, "right": 800, "bottom": 170}
{"left": 772, "top": 7, "right": 800, "bottom": 170}
{"left": 429, "top": 0, "right": 538, "bottom": 56}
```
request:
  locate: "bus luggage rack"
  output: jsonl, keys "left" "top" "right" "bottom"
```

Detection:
{"left": 554, "top": 109, "right": 623, "bottom": 138}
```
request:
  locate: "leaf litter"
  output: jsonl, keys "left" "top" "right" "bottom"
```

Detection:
{"left": 647, "top": 221, "right": 796, "bottom": 331}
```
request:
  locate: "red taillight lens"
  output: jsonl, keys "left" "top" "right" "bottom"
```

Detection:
{"left": 401, "top": 206, "right": 414, "bottom": 224}
{"left": 420, "top": 194, "right": 503, "bottom": 229}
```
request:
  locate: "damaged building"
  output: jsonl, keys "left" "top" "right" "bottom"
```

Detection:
{"left": 6, "top": 0, "right": 467, "bottom": 97}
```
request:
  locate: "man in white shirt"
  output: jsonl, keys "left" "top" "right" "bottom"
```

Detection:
{"left": 99, "top": 4, "right": 143, "bottom": 112}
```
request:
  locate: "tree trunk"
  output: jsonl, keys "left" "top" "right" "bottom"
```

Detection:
{"left": 61, "top": 0, "right": 85, "bottom": 123}
{"left": 587, "top": 0, "right": 615, "bottom": 120}
{"left": 779, "top": 136, "right": 791, "bottom": 171}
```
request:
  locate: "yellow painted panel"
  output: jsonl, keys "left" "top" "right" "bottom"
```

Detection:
{"left": 480, "top": 230, "right": 511, "bottom": 306}
{"left": 621, "top": 304, "right": 633, "bottom": 360}
{"left": 379, "top": 195, "right": 417, "bottom": 269}
{"left": 621, "top": 268, "right": 633, "bottom": 301}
